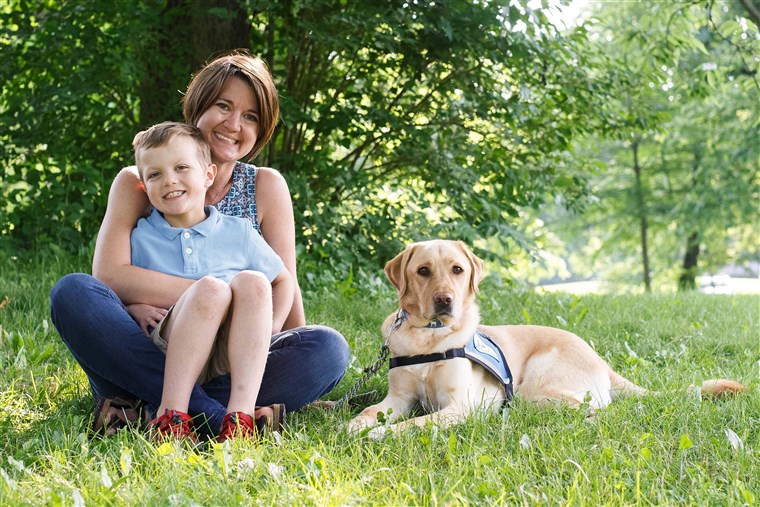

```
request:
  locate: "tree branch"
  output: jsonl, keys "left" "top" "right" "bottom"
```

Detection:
{"left": 739, "top": 0, "right": 760, "bottom": 27}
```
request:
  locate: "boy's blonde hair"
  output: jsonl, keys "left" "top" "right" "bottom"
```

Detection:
{"left": 182, "top": 50, "right": 279, "bottom": 162}
{"left": 133, "top": 122, "right": 212, "bottom": 179}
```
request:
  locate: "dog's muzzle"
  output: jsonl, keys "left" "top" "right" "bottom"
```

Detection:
{"left": 433, "top": 292, "right": 453, "bottom": 314}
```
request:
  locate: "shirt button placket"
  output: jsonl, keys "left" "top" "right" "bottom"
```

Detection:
{"left": 181, "top": 230, "right": 197, "bottom": 275}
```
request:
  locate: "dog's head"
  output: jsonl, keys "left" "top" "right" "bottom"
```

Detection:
{"left": 385, "top": 240, "right": 484, "bottom": 325}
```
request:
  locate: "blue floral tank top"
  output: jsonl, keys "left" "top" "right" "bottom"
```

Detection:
{"left": 213, "top": 161, "right": 261, "bottom": 235}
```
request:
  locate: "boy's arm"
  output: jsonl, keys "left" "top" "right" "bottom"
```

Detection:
{"left": 270, "top": 269, "right": 295, "bottom": 334}
{"left": 94, "top": 166, "right": 194, "bottom": 306}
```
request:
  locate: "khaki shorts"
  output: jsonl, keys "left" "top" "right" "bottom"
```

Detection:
{"left": 150, "top": 306, "right": 230, "bottom": 385}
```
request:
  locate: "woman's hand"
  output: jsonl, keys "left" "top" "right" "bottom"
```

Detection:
{"left": 126, "top": 304, "right": 168, "bottom": 336}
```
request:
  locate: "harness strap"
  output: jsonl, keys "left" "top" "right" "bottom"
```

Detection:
{"left": 388, "top": 332, "right": 514, "bottom": 405}
{"left": 389, "top": 348, "right": 466, "bottom": 368}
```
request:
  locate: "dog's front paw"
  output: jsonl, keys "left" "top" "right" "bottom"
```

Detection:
{"left": 367, "top": 426, "right": 391, "bottom": 440}
{"left": 347, "top": 416, "right": 374, "bottom": 436}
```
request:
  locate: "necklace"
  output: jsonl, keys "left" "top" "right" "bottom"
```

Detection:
{"left": 209, "top": 168, "right": 234, "bottom": 204}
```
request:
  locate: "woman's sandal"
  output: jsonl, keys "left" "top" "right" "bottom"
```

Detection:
{"left": 90, "top": 396, "right": 151, "bottom": 438}
{"left": 253, "top": 404, "right": 285, "bottom": 433}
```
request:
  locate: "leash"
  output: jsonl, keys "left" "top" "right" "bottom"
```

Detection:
{"left": 332, "top": 309, "right": 445, "bottom": 411}
{"left": 332, "top": 308, "right": 465, "bottom": 411}
{"left": 333, "top": 342, "right": 390, "bottom": 411}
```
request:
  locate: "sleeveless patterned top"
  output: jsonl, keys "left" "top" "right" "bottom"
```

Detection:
{"left": 213, "top": 161, "right": 261, "bottom": 235}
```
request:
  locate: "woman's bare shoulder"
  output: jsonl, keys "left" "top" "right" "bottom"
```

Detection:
{"left": 105, "top": 165, "right": 149, "bottom": 216}
{"left": 255, "top": 166, "right": 292, "bottom": 207}
{"left": 112, "top": 165, "right": 141, "bottom": 187}
{"left": 255, "top": 166, "right": 288, "bottom": 188}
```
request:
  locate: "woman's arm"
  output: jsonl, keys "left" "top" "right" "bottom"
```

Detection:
{"left": 255, "top": 167, "right": 307, "bottom": 329}
{"left": 92, "top": 166, "right": 194, "bottom": 307}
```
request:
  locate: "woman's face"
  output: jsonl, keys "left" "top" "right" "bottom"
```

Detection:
{"left": 196, "top": 77, "right": 259, "bottom": 166}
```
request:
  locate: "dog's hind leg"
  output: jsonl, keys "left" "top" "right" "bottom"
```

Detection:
{"left": 609, "top": 370, "right": 649, "bottom": 400}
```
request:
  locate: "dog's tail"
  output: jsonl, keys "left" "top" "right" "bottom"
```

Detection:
{"left": 696, "top": 379, "right": 748, "bottom": 398}
{"left": 609, "top": 370, "right": 748, "bottom": 400}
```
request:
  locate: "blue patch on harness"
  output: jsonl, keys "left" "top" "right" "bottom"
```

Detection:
{"left": 464, "top": 332, "right": 513, "bottom": 402}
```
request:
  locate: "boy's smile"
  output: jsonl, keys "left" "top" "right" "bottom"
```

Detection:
{"left": 138, "top": 135, "right": 217, "bottom": 229}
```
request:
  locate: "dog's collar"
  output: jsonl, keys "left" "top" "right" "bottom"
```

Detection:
{"left": 388, "top": 308, "right": 445, "bottom": 335}
{"left": 389, "top": 330, "right": 514, "bottom": 404}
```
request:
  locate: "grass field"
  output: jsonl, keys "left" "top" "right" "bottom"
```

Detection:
{"left": 0, "top": 250, "right": 758, "bottom": 506}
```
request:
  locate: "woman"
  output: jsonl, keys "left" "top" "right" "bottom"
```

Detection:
{"left": 49, "top": 51, "right": 350, "bottom": 440}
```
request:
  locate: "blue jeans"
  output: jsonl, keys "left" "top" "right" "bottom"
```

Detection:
{"left": 50, "top": 273, "right": 349, "bottom": 438}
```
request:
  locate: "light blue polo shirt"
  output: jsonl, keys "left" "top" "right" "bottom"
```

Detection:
{"left": 130, "top": 207, "right": 284, "bottom": 284}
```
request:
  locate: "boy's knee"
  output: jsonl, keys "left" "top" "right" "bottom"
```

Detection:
{"left": 194, "top": 276, "right": 232, "bottom": 305}
{"left": 230, "top": 270, "right": 271, "bottom": 298}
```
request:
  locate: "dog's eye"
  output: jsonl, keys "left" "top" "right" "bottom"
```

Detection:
{"left": 417, "top": 267, "right": 430, "bottom": 276}
{"left": 452, "top": 265, "right": 464, "bottom": 275}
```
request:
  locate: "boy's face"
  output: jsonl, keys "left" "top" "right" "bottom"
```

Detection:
{"left": 138, "top": 135, "right": 216, "bottom": 228}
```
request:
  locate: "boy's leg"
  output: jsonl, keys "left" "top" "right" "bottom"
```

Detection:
{"left": 202, "top": 325, "right": 350, "bottom": 412}
{"left": 224, "top": 271, "right": 273, "bottom": 415}
{"left": 157, "top": 276, "right": 231, "bottom": 414}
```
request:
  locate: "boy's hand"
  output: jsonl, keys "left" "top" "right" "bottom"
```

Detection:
{"left": 125, "top": 303, "right": 168, "bottom": 336}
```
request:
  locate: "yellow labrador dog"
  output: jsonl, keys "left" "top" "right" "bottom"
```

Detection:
{"left": 348, "top": 240, "right": 746, "bottom": 438}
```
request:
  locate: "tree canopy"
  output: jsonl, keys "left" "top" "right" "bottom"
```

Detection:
{"left": 1, "top": 0, "right": 757, "bottom": 289}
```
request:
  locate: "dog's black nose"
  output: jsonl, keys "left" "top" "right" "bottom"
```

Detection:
{"left": 434, "top": 292, "right": 453, "bottom": 311}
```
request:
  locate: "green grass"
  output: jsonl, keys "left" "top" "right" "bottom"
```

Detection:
{"left": 1, "top": 250, "right": 758, "bottom": 506}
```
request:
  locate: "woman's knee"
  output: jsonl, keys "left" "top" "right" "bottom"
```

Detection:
{"left": 50, "top": 273, "right": 116, "bottom": 318}
{"left": 51, "top": 273, "right": 95, "bottom": 304}
{"left": 319, "top": 325, "right": 350, "bottom": 368}
{"left": 301, "top": 325, "right": 350, "bottom": 372}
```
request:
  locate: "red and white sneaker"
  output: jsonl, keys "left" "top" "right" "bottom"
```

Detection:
{"left": 147, "top": 409, "right": 197, "bottom": 442}
{"left": 218, "top": 411, "right": 257, "bottom": 442}
{"left": 218, "top": 405, "right": 286, "bottom": 442}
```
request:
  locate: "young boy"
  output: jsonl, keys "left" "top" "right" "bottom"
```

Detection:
{"left": 130, "top": 121, "right": 293, "bottom": 442}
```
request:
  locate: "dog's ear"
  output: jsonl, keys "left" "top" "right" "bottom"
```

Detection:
{"left": 385, "top": 244, "right": 417, "bottom": 297}
{"left": 456, "top": 241, "right": 484, "bottom": 294}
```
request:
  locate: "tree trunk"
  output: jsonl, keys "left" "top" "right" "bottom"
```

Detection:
{"left": 138, "top": 0, "right": 249, "bottom": 128}
{"left": 678, "top": 231, "right": 700, "bottom": 290}
{"left": 632, "top": 139, "right": 652, "bottom": 292}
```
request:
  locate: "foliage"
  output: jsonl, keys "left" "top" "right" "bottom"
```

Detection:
{"left": 518, "top": 0, "right": 760, "bottom": 290}
{"left": 0, "top": 1, "right": 252, "bottom": 251}
{"left": 2, "top": 1, "right": 619, "bottom": 269}
{"left": 0, "top": 2, "right": 140, "bottom": 248}
{"left": 251, "top": 1, "right": 617, "bottom": 269}
{"left": 1, "top": 249, "right": 758, "bottom": 505}
{"left": 2, "top": 1, "right": 756, "bottom": 288}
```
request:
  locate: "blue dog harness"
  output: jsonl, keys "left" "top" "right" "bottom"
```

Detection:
{"left": 387, "top": 309, "right": 514, "bottom": 404}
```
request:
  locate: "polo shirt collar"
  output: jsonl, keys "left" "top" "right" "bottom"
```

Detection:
{"left": 146, "top": 206, "right": 221, "bottom": 240}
